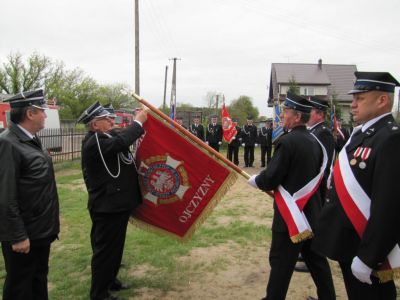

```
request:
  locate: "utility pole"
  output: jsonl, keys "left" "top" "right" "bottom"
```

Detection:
{"left": 169, "top": 57, "right": 180, "bottom": 119}
{"left": 135, "top": 0, "right": 140, "bottom": 94}
{"left": 163, "top": 65, "right": 168, "bottom": 110}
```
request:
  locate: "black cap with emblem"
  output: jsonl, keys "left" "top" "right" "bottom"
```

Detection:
{"left": 348, "top": 72, "right": 400, "bottom": 94}
{"left": 76, "top": 101, "right": 111, "bottom": 124}
{"left": 283, "top": 92, "right": 312, "bottom": 113}
{"left": 4, "top": 89, "right": 48, "bottom": 109}
{"left": 103, "top": 103, "right": 116, "bottom": 117}
{"left": 308, "top": 96, "right": 330, "bottom": 111}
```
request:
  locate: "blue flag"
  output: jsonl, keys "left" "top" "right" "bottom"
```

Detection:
{"left": 272, "top": 104, "right": 284, "bottom": 143}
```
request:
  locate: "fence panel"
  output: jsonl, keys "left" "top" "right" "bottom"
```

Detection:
{"left": 37, "top": 128, "right": 86, "bottom": 163}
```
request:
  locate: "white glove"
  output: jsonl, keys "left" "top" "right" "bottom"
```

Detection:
{"left": 247, "top": 175, "right": 258, "bottom": 189}
{"left": 241, "top": 143, "right": 245, "bottom": 147}
{"left": 351, "top": 256, "right": 372, "bottom": 284}
{"left": 218, "top": 141, "right": 222, "bottom": 145}
{"left": 232, "top": 136, "right": 236, "bottom": 140}
{"left": 255, "top": 143, "right": 258, "bottom": 147}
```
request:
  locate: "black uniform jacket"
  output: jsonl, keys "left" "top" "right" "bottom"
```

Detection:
{"left": 0, "top": 122, "right": 60, "bottom": 243}
{"left": 81, "top": 122, "right": 144, "bottom": 213}
{"left": 258, "top": 127, "right": 272, "bottom": 147}
{"left": 189, "top": 123, "right": 205, "bottom": 141}
{"left": 255, "top": 126, "right": 323, "bottom": 232}
{"left": 313, "top": 115, "right": 400, "bottom": 268}
{"left": 309, "top": 121, "right": 335, "bottom": 185}
{"left": 229, "top": 126, "right": 242, "bottom": 147}
{"left": 241, "top": 124, "right": 258, "bottom": 146}
{"left": 206, "top": 123, "right": 222, "bottom": 144}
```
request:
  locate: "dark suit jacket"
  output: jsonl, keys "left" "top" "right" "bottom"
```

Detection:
{"left": 189, "top": 123, "right": 205, "bottom": 141}
{"left": 255, "top": 125, "right": 323, "bottom": 232}
{"left": 309, "top": 121, "right": 336, "bottom": 199}
{"left": 258, "top": 127, "right": 272, "bottom": 148}
{"left": 206, "top": 123, "right": 222, "bottom": 144}
{"left": 313, "top": 115, "right": 400, "bottom": 268}
{"left": 241, "top": 124, "right": 257, "bottom": 146}
{"left": 81, "top": 122, "right": 144, "bottom": 213}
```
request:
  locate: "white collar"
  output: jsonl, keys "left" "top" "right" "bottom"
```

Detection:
{"left": 17, "top": 124, "right": 34, "bottom": 139}
{"left": 361, "top": 112, "right": 392, "bottom": 132}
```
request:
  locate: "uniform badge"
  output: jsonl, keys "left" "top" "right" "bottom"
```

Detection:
{"left": 138, "top": 154, "right": 190, "bottom": 206}
{"left": 350, "top": 159, "right": 357, "bottom": 166}
{"left": 351, "top": 147, "right": 363, "bottom": 166}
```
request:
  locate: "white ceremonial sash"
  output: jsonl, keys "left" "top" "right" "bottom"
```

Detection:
{"left": 334, "top": 130, "right": 400, "bottom": 282}
{"left": 274, "top": 134, "right": 328, "bottom": 243}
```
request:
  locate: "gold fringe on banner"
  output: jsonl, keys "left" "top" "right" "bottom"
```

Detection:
{"left": 290, "top": 230, "right": 314, "bottom": 243}
{"left": 129, "top": 171, "right": 238, "bottom": 242}
{"left": 374, "top": 267, "right": 400, "bottom": 283}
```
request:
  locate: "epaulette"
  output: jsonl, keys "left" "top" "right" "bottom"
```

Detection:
{"left": 386, "top": 120, "right": 399, "bottom": 131}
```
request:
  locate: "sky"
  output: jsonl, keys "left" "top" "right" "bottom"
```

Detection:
{"left": 1, "top": 0, "right": 400, "bottom": 117}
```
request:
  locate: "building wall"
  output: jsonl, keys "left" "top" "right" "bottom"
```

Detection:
{"left": 279, "top": 85, "right": 328, "bottom": 97}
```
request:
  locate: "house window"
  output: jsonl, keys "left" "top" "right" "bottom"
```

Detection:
{"left": 304, "top": 87, "right": 315, "bottom": 96}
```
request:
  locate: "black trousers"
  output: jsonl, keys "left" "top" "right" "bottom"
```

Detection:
{"left": 89, "top": 211, "right": 131, "bottom": 300}
{"left": 338, "top": 261, "right": 396, "bottom": 300}
{"left": 265, "top": 231, "right": 335, "bottom": 300}
{"left": 209, "top": 142, "right": 220, "bottom": 152}
{"left": 261, "top": 146, "right": 272, "bottom": 167}
{"left": 1, "top": 241, "right": 51, "bottom": 300}
{"left": 244, "top": 145, "right": 255, "bottom": 167}
{"left": 227, "top": 144, "right": 239, "bottom": 165}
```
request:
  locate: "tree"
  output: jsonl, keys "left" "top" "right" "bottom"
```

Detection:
{"left": 227, "top": 95, "right": 259, "bottom": 125}
{"left": 288, "top": 75, "right": 300, "bottom": 95}
{"left": 0, "top": 52, "right": 138, "bottom": 119}
{"left": 0, "top": 52, "right": 55, "bottom": 94}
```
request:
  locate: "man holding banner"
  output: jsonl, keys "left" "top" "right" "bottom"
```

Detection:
{"left": 313, "top": 72, "right": 400, "bottom": 300}
{"left": 77, "top": 102, "right": 148, "bottom": 300}
{"left": 248, "top": 92, "right": 335, "bottom": 300}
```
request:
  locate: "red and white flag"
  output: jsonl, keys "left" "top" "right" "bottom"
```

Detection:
{"left": 221, "top": 101, "right": 237, "bottom": 143}
{"left": 132, "top": 113, "right": 237, "bottom": 240}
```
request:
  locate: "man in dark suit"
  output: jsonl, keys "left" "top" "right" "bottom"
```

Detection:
{"left": 227, "top": 118, "right": 241, "bottom": 166}
{"left": 313, "top": 72, "right": 400, "bottom": 300}
{"left": 0, "top": 89, "right": 60, "bottom": 300}
{"left": 248, "top": 92, "right": 335, "bottom": 300}
{"left": 258, "top": 120, "right": 273, "bottom": 167}
{"left": 78, "top": 102, "right": 147, "bottom": 300}
{"left": 189, "top": 115, "right": 205, "bottom": 141}
{"left": 307, "top": 97, "right": 336, "bottom": 201}
{"left": 206, "top": 115, "right": 222, "bottom": 152}
{"left": 294, "top": 96, "right": 336, "bottom": 274}
{"left": 241, "top": 116, "right": 258, "bottom": 167}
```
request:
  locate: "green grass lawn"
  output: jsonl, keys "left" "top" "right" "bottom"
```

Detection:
{"left": 0, "top": 153, "right": 270, "bottom": 299}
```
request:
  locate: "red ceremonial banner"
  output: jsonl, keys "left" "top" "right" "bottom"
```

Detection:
{"left": 221, "top": 102, "right": 237, "bottom": 143}
{"left": 132, "top": 113, "right": 237, "bottom": 240}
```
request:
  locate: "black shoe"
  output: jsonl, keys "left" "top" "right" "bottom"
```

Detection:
{"left": 103, "top": 296, "right": 121, "bottom": 300}
{"left": 294, "top": 262, "right": 309, "bottom": 273}
{"left": 307, "top": 297, "right": 318, "bottom": 300}
{"left": 109, "top": 279, "right": 130, "bottom": 291}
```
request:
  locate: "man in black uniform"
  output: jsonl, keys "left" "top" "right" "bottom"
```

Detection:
{"left": 78, "top": 102, "right": 147, "bottom": 300}
{"left": 307, "top": 97, "right": 336, "bottom": 201}
{"left": 241, "top": 115, "right": 258, "bottom": 167}
{"left": 247, "top": 92, "right": 335, "bottom": 300}
{"left": 313, "top": 72, "right": 400, "bottom": 300}
{"left": 227, "top": 118, "right": 241, "bottom": 166}
{"left": 0, "top": 89, "right": 60, "bottom": 300}
{"left": 189, "top": 115, "right": 205, "bottom": 141}
{"left": 295, "top": 96, "right": 336, "bottom": 274}
{"left": 206, "top": 115, "right": 222, "bottom": 151}
{"left": 258, "top": 120, "right": 273, "bottom": 167}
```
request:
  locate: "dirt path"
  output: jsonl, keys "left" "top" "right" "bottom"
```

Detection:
{"left": 131, "top": 162, "right": 353, "bottom": 300}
